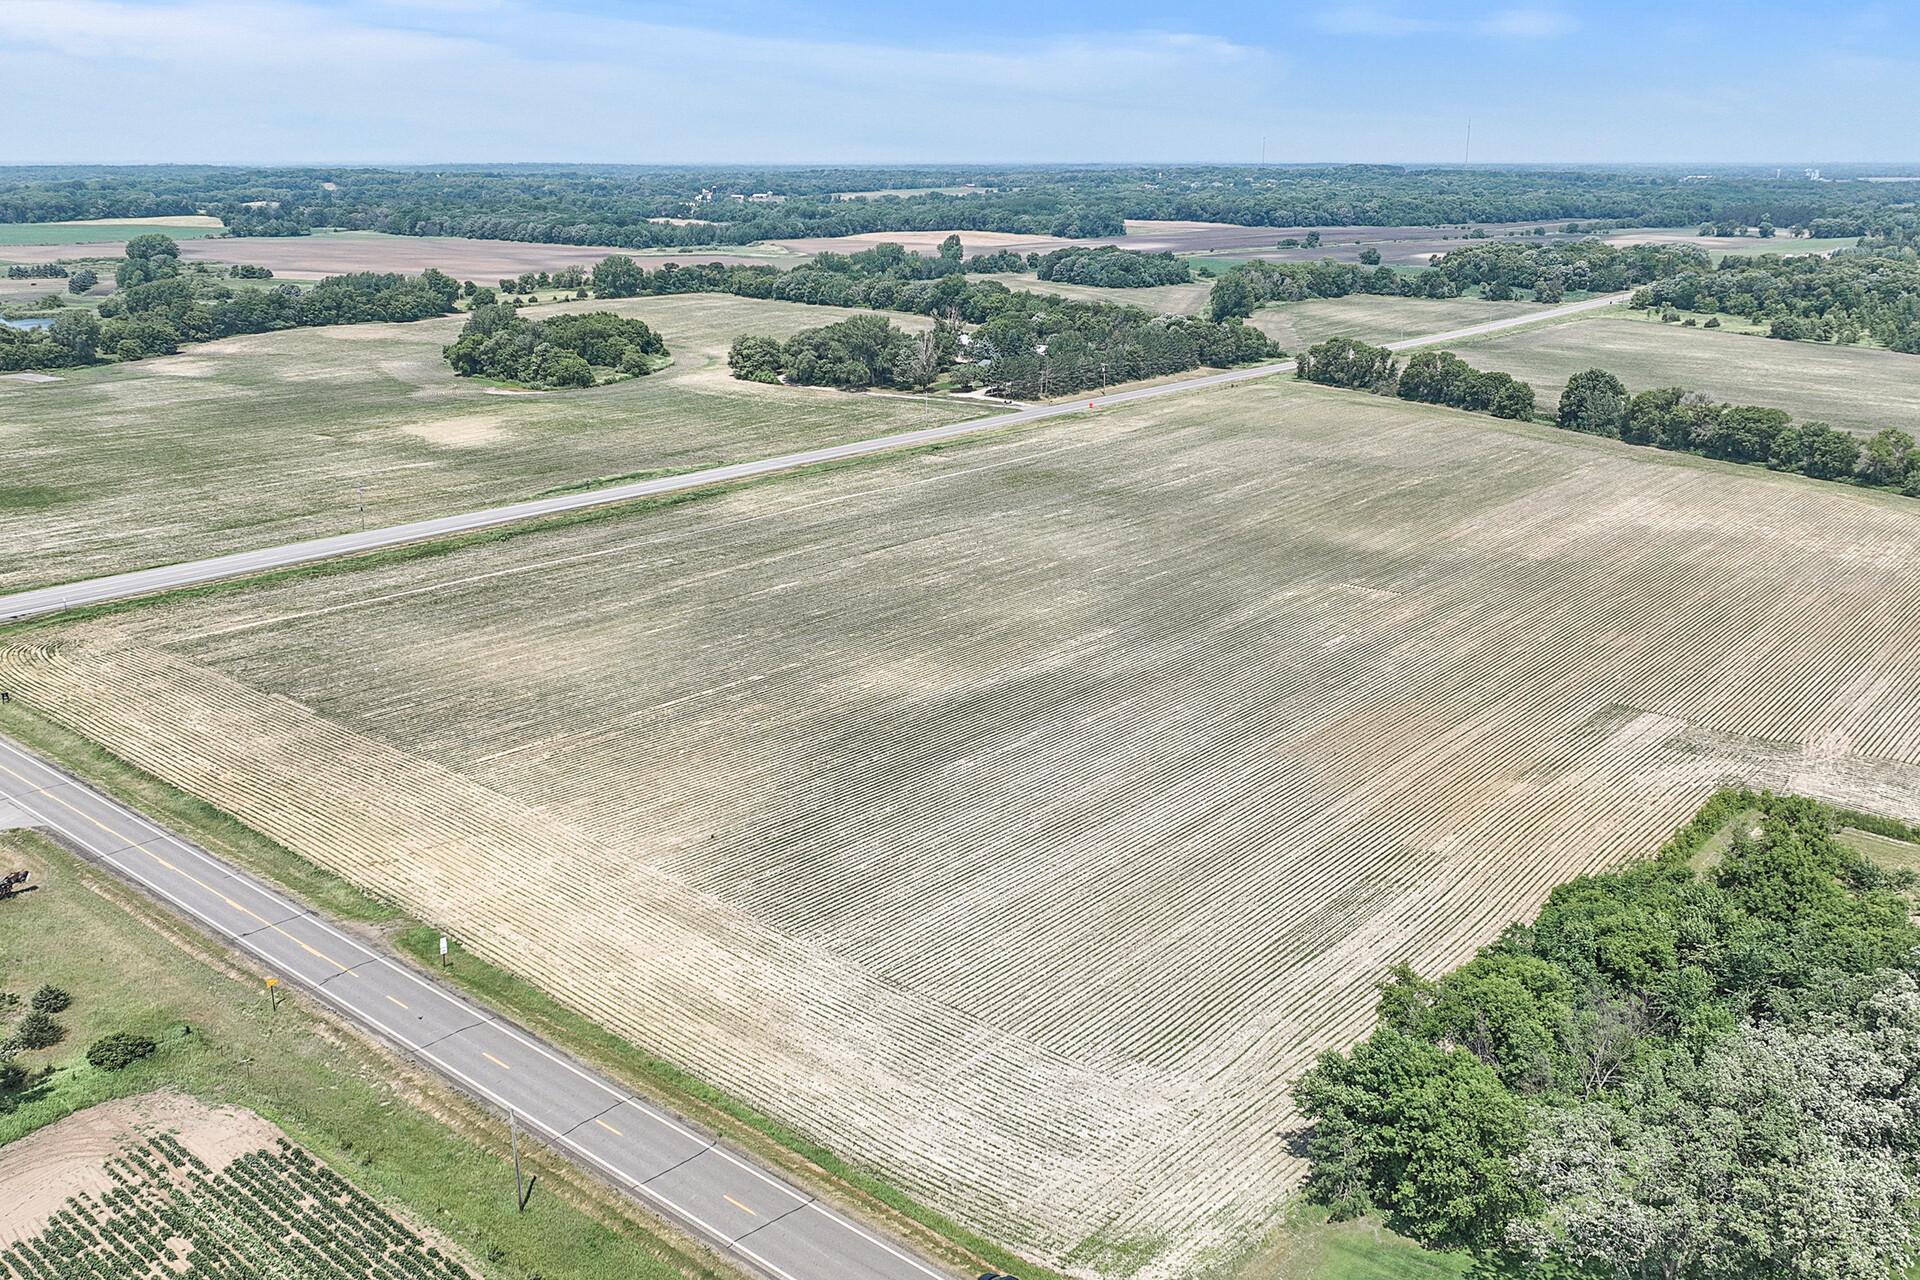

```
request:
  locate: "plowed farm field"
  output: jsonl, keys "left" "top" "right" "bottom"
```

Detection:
{"left": 7, "top": 380, "right": 1919, "bottom": 1278}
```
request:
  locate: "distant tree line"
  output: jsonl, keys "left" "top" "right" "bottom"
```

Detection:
{"left": 5, "top": 263, "right": 67, "bottom": 279}
{"left": 444, "top": 304, "right": 667, "bottom": 388}
{"left": 6, "top": 165, "right": 1918, "bottom": 250}
{"left": 1032, "top": 246, "right": 1191, "bottom": 287}
{"left": 1206, "top": 240, "right": 1707, "bottom": 319}
{"left": 1631, "top": 250, "right": 1920, "bottom": 352}
{"left": 1300, "top": 790, "right": 1920, "bottom": 1278}
{"left": 1294, "top": 339, "right": 1535, "bottom": 420}
{"left": 0, "top": 234, "right": 459, "bottom": 370}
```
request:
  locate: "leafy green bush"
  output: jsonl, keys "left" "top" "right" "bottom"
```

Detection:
{"left": 86, "top": 1032, "right": 158, "bottom": 1072}
{"left": 29, "top": 984, "right": 70, "bottom": 1014}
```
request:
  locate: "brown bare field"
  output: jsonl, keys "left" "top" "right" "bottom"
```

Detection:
{"left": 0, "top": 292, "right": 975, "bottom": 592}
{"left": 8, "top": 379, "right": 1918, "bottom": 1277}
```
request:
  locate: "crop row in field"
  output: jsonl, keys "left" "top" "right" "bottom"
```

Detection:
{"left": 7, "top": 380, "right": 1918, "bottom": 1277}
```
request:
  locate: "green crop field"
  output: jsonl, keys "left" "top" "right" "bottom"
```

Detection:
{"left": 0, "top": 833, "right": 728, "bottom": 1280}
{"left": 8, "top": 378, "right": 1918, "bottom": 1277}
{"left": 1447, "top": 311, "right": 1920, "bottom": 433}
{"left": 0, "top": 292, "right": 986, "bottom": 593}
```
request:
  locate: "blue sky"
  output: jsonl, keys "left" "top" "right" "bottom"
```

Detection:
{"left": 4, "top": 0, "right": 1916, "bottom": 165}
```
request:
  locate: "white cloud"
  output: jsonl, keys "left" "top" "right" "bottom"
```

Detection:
{"left": 1315, "top": 6, "right": 1446, "bottom": 35}
{"left": 1316, "top": 3, "right": 1576, "bottom": 39}
{"left": 0, "top": 1, "right": 1289, "bottom": 162}
{"left": 1476, "top": 8, "right": 1579, "bottom": 37}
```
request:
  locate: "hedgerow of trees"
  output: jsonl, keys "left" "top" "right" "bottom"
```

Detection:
{"left": 0, "top": 234, "right": 460, "bottom": 371}
{"left": 1299, "top": 790, "right": 1920, "bottom": 1278}
{"left": 1553, "top": 364, "right": 1920, "bottom": 494}
{"left": 1295, "top": 340, "right": 1535, "bottom": 420}
{"left": 1208, "top": 239, "right": 1711, "bottom": 320}
{"left": 443, "top": 304, "right": 667, "bottom": 388}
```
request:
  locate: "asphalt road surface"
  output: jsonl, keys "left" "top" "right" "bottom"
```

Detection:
{"left": 0, "top": 292, "right": 1626, "bottom": 623}
{"left": 0, "top": 735, "right": 951, "bottom": 1280}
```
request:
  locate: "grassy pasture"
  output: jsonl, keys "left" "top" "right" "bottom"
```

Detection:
{"left": 1448, "top": 311, "right": 1920, "bottom": 433}
{"left": 0, "top": 292, "right": 985, "bottom": 593}
{"left": 971, "top": 271, "right": 1217, "bottom": 316}
{"left": 1248, "top": 294, "right": 1548, "bottom": 349}
{"left": 8, "top": 379, "right": 1919, "bottom": 1277}
{"left": 0, "top": 219, "right": 226, "bottom": 247}
{"left": 0, "top": 833, "right": 728, "bottom": 1280}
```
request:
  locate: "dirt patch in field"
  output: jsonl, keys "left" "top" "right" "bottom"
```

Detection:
{"left": 143, "top": 357, "right": 219, "bottom": 378}
{"left": 0, "top": 372, "right": 62, "bottom": 384}
{"left": 0, "top": 1092, "right": 281, "bottom": 1245}
{"left": 401, "top": 416, "right": 509, "bottom": 447}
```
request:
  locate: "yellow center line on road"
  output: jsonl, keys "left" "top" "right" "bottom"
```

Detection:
{"left": 386, "top": 995, "right": 408, "bottom": 1010}
{"left": 594, "top": 1117, "right": 622, "bottom": 1136}
{"left": 482, "top": 1051, "right": 511, "bottom": 1070}
{"left": 722, "top": 1194, "right": 757, "bottom": 1216}
{"left": 0, "top": 760, "right": 353, "bottom": 974}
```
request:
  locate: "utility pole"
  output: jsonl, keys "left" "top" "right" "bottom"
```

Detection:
{"left": 510, "top": 1112, "right": 529, "bottom": 1211}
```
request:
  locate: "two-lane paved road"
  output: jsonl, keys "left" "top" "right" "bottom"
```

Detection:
{"left": 0, "top": 292, "right": 1626, "bottom": 623}
{"left": 0, "top": 735, "right": 948, "bottom": 1280}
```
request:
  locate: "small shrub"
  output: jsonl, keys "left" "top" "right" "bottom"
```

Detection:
{"left": 0, "top": 1055, "right": 24, "bottom": 1091}
{"left": 30, "top": 985, "right": 71, "bottom": 1014}
{"left": 86, "top": 1033, "right": 158, "bottom": 1072}
{"left": 11, "top": 1010, "right": 63, "bottom": 1050}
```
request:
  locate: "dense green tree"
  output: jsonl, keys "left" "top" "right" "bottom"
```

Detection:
{"left": 46, "top": 310, "right": 100, "bottom": 364}
{"left": 1297, "top": 337, "right": 1396, "bottom": 392}
{"left": 115, "top": 232, "right": 180, "bottom": 288}
{"left": 1358, "top": 248, "right": 1382, "bottom": 265}
{"left": 1558, "top": 368, "right": 1629, "bottom": 435}
{"left": 1298, "top": 1030, "right": 1533, "bottom": 1248}
{"left": 590, "top": 253, "right": 644, "bottom": 298}
{"left": 65, "top": 266, "right": 98, "bottom": 293}
{"left": 1857, "top": 427, "right": 1916, "bottom": 487}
